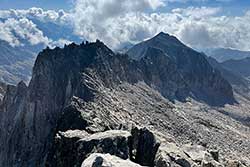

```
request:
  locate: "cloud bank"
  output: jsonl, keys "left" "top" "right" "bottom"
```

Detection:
{"left": 71, "top": 0, "right": 250, "bottom": 51}
{"left": 0, "top": 7, "right": 72, "bottom": 48}
{"left": 0, "top": 0, "right": 250, "bottom": 51}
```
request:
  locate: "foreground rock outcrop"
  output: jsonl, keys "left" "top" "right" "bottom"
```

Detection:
{"left": 47, "top": 130, "right": 131, "bottom": 167}
{"left": 46, "top": 126, "right": 245, "bottom": 167}
{"left": 0, "top": 33, "right": 249, "bottom": 167}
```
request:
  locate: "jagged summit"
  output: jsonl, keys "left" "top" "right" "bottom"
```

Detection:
{"left": 152, "top": 32, "right": 185, "bottom": 47}
{"left": 38, "top": 39, "right": 111, "bottom": 60}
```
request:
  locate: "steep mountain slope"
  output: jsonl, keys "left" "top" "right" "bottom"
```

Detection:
{"left": 0, "top": 40, "right": 36, "bottom": 84}
{"left": 222, "top": 57, "right": 250, "bottom": 79}
{"left": 206, "top": 48, "right": 250, "bottom": 62}
{"left": 127, "top": 32, "right": 235, "bottom": 106}
{"left": 0, "top": 38, "right": 249, "bottom": 166}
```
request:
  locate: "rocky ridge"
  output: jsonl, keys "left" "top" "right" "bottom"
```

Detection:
{"left": 0, "top": 33, "right": 249, "bottom": 166}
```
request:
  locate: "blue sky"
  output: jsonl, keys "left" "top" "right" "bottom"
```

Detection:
{"left": 0, "top": 0, "right": 73, "bottom": 10}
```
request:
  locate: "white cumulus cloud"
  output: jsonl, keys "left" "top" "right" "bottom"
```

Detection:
{"left": 0, "top": 8, "right": 72, "bottom": 48}
{"left": 0, "top": 18, "right": 50, "bottom": 47}
{"left": 0, "top": 1, "right": 250, "bottom": 52}
{"left": 71, "top": 0, "right": 250, "bottom": 51}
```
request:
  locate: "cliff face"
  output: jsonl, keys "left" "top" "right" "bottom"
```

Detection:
{"left": 0, "top": 81, "right": 6, "bottom": 102}
{"left": 0, "top": 35, "right": 239, "bottom": 166}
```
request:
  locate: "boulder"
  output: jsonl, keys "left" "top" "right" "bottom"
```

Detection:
{"left": 155, "top": 142, "right": 192, "bottom": 167}
{"left": 201, "top": 152, "right": 222, "bottom": 167}
{"left": 130, "top": 127, "right": 160, "bottom": 166}
{"left": 208, "top": 150, "right": 219, "bottom": 162}
{"left": 46, "top": 130, "right": 90, "bottom": 167}
{"left": 81, "top": 153, "right": 143, "bottom": 167}
{"left": 46, "top": 130, "right": 131, "bottom": 167}
{"left": 77, "top": 130, "right": 131, "bottom": 160}
{"left": 201, "top": 160, "right": 222, "bottom": 167}
{"left": 183, "top": 144, "right": 207, "bottom": 163}
{"left": 57, "top": 97, "right": 108, "bottom": 134}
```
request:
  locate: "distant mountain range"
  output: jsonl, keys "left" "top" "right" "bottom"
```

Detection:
{"left": 207, "top": 57, "right": 250, "bottom": 99}
{"left": 0, "top": 40, "right": 36, "bottom": 85}
{"left": 222, "top": 57, "right": 250, "bottom": 79}
{"left": 0, "top": 16, "right": 82, "bottom": 85}
{"left": 206, "top": 48, "right": 250, "bottom": 62}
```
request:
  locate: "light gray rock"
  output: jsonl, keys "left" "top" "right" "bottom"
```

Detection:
{"left": 225, "top": 160, "right": 247, "bottom": 167}
{"left": 155, "top": 142, "right": 193, "bottom": 167}
{"left": 81, "top": 153, "right": 143, "bottom": 167}
{"left": 183, "top": 144, "right": 207, "bottom": 163}
{"left": 201, "top": 152, "right": 222, "bottom": 167}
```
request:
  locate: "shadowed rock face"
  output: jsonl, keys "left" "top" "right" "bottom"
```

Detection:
{"left": 0, "top": 34, "right": 238, "bottom": 166}
{"left": 127, "top": 32, "right": 235, "bottom": 106}
{"left": 0, "top": 81, "right": 6, "bottom": 102}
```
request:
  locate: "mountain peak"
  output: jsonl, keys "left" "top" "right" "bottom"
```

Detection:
{"left": 127, "top": 32, "right": 235, "bottom": 106}
{"left": 155, "top": 32, "right": 169, "bottom": 37}
{"left": 151, "top": 32, "right": 183, "bottom": 46}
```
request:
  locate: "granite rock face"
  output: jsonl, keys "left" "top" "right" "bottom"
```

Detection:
{"left": 0, "top": 34, "right": 248, "bottom": 167}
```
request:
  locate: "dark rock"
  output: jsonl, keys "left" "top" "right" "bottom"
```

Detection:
{"left": 46, "top": 130, "right": 131, "bottom": 167}
{"left": 209, "top": 150, "right": 219, "bottom": 162}
{"left": 130, "top": 127, "right": 160, "bottom": 166}
{"left": 57, "top": 98, "right": 90, "bottom": 132}
{"left": 0, "top": 81, "right": 6, "bottom": 103}
{"left": 46, "top": 130, "right": 89, "bottom": 167}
